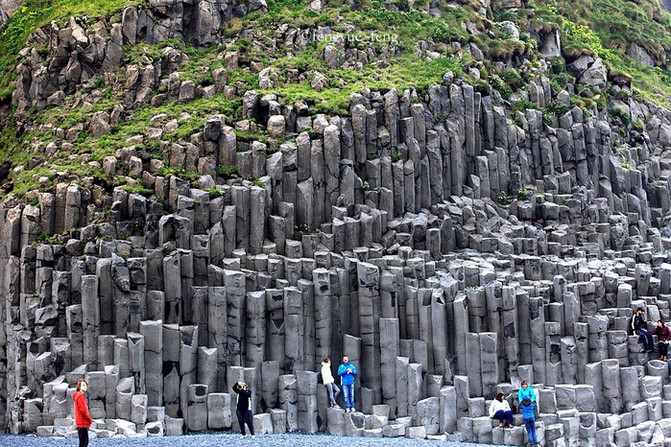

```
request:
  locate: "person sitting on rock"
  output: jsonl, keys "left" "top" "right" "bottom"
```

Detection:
{"left": 654, "top": 319, "right": 671, "bottom": 361}
{"left": 321, "top": 357, "right": 341, "bottom": 409}
{"left": 489, "top": 392, "right": 514, "bottom": 428}
{"left": 520, "top": 398, "right": 538, "bottom": 446}
{"left": 518, "top": 380, "right": 536, "bottom": 404}
{"left": 632, "top": 307, "right": 655, "bottom": 353}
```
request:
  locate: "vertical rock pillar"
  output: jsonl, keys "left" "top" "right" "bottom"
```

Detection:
{"left": 127, "top": 332, "right": 145, "bottom": 395}
{"left": 313, "top": 268, "right": 332, "bottom": 367}
{"left": 357, "top": 261, "right": 381, "bottom": 403}
{"left": 284, "top": 287, "right": 304, "bottom": 373}
{"left": 207, "top": 286, "right": 227, "bottom": 391}
{"left": 225, "top": 270, "right": 246, "bottom": 368}
{"left": 139, "top": 320, "right": 163, "bottom": 406}
{"left": 81, "top": 275, "right": 99, "bottom": 369}
{"left": 296, "top": 370, "right": 318, "bottom": 433}
{"left": 379, "top": 318, "right": 399, "bottom": 417}
{"left": 245, "top": 290, "right": 266, "bottom": 372}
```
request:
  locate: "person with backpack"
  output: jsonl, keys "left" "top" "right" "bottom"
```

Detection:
{"left": 654, "top": 319, "right": 671, "bottom": 361}
{"left": 73, "top": 379, "right": 92, "bottom": 447}
{"left": 321, "top": 357, "right": 341, "bottom": 409}
{"left": 337, "top": 356, "right": 358, "bottom": 413}
{"left": 489, "top": 392, "right": 514, "bottom": 427}
{"left": 520, "top": 398, "right": 538, "bottom": 446}
{"left": 232, "top": 381, "right": 255, "bottom": 438}
{"left": 632, "top": 307, "right": 655, "bottom": 352}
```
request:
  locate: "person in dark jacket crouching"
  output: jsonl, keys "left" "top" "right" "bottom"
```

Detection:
{"left": 233, "top": 381, "right": 255, "bottom": 438}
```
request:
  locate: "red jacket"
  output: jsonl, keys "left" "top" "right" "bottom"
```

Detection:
{"left": 655, "top": 324, "right": 671, "bottom": 342}
{"left": 73, "top": 391, "right": 92, "bottom": 428}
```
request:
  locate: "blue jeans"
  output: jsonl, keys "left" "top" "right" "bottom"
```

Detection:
{"left": 636, "top": 328, "right": 654, "bottom": 350}
{"left": 524, "top": 418, "right": 537, "bottom": 444}
{"left": 342, "top": 383, "right": 354, "bottom": 409}
{"left": 494, "top": 409, "right": 513, "bottom": 425}
{"left": 325, "top": 383, "right": 340, "bottom": 406}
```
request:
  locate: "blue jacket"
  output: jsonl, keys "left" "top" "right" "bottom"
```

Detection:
{"left": 518, "top": 386, "right": 536, "bottom": 403}
{"left": 520, "top": 401, "right": 536, "bottom": 419}
{"left": 338, "top": 361, "right": 358, "bottom": 385}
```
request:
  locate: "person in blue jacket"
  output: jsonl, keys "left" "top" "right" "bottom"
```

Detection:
{"left": 338, "top": 356, "right": 358, "bottom": 413}
{"left": 520, "top": 398, "right": 538, "bottom": 445}
{"left": 518, "top": 380, "right": 536, "bottom": 404}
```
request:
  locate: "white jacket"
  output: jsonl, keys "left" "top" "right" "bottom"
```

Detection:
{"left": 489, "top": 398, "right": 512, "bottom": 418}
{"left": 321, "top": 362, "right": 335, "bottom": 385}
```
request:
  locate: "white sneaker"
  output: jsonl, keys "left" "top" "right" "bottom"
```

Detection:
{"left": 251, "top": 435, "right": 256, "bottom": 438}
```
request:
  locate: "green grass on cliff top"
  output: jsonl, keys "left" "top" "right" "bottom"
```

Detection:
{"left": 0, "top": 0, "right": 143, "bottom": 100}
{"left": 496, "top": 0, "right": 671, "bottom": 104}
{"left": 2, "top": 0, "right": 671, "bottom": 199}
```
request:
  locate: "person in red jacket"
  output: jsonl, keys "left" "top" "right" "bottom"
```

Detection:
{"left": 654, "top": 320, "right": 671, "bottom": 361}
{"left": 73, "top": 378, "right": 92, "bottom": 447}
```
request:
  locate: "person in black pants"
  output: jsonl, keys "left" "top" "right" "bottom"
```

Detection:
{"left": 632, "top": 307, "right": 655, "bottom": 353}
{"left": 233, "top": 381, "right": 255, "bottom": 438}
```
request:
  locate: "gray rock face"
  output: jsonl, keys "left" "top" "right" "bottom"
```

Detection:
{"left": 0, "top": 0, "right": 20, "bottom": 28}
{"left": 578, "top": 58, "right": 607, "bottom": 90}
{"left": 5, "top": 6, "right": 671, "bottom": 444}
{"left": 11, "top": 0, "right": 235, "bottom": 117}
{"left": 628, "top": 43, "right": 656, "bottom": 67}
{"left": 267, "top": 115, "right": 286, "bottom": 138}
{"left": 539, "top": 29, "right": 561, "bottom": 57}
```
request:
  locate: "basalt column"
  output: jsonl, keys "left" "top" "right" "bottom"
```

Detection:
{"left": 357, "top": 261, "right": 382, "bottom": 408}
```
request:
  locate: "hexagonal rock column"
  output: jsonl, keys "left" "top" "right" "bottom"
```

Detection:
{"left": 278, "top": 374, "right": 298, "bottom": 432}
{"left": 296, "top": 370, "right": 319, "bottom": 433}
{"left": 139, "top": 320, "right": 163, "bottom": 406}
{"left": 207, "top": 393, "right": 231, "bottom": 430}
{"left": 187, "top": 384, "right": 208, "bottom": 432}
{"left": 81, "top": 275, "right": 100, "bottom": 370}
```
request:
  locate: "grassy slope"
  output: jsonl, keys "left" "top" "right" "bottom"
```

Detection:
{"left": 0, "top": 0, "right": 671, "bottom": 200}
{"left": 0, "top": 0, "right": 144, "bottom": 100}
{"left": 495, "top": 0, "right": 671, "bottom": 104}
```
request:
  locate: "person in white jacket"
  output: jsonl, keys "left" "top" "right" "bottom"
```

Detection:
{"left": 321, "top": 357, "right": 341, "bottom": 408}
{"left": 489, "top": 392, "right": 514, "bottom": 427}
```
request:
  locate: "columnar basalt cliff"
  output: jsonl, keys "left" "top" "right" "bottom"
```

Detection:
{"left": 3, "top": 0, "right": 671, "bottom": 445}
